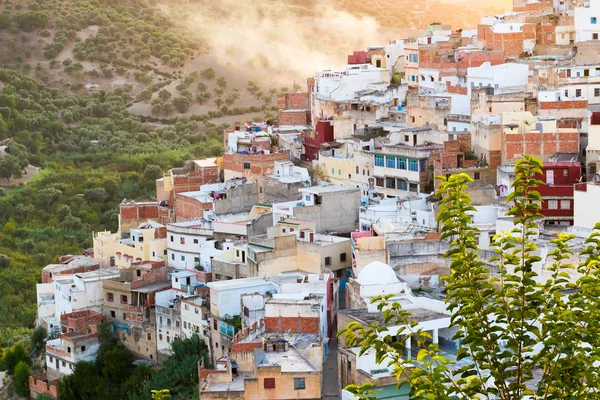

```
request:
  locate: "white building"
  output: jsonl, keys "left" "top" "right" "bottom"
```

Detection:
{"left": 166, "top": 221, "right": 214, "bottom": 270}
{"left": 467, "top": 62, "right": 529, "bottom": 93}
{"left": 155, "top": 289, "right": 183, "bottom": 355}
{"left": 51, "top": 269, "right": 120, "bottom": 318}
{"left": 574, "top": 0, "right": 600, "bottom": 43}
{"left": 359, "top": 196, "right": 436, "bottom": 232}
{"left": 270, "top": 160, "right": 311, "bottom": 184}
{"left": 574, "top": 180, "right": 600, "bottom": 230}
{"left": 181, "top": 296, "right": 208, "bottom": 339}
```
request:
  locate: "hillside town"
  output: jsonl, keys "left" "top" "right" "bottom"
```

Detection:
{"left": 27, "top": 0, "right": 600, "bottom": 398}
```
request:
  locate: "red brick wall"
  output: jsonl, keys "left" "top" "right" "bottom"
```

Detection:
{"left": 278, "top": 110, "right": 310, "bottom": 125}
{"left": 174, "top": 194, "right": 213, "bottom": 222}
{"left": 231, "top": 342, "right": 263, "bottom": 353}
{"left": 223, "top": 152, "right": 290, "bottom": 177}
{"left": 539, "top": 100, "right": 588, "bottom": 110}
{"left": 503, "top": 130, "right": 579, "bottom": 161}
{"left": 60, "top": 310, "right": 105, "bottom": 334}
{"left": 171, "top": 167, "right": 220, "bottom": 195}
{"left": 456, "top": 50, "right": 505, "bottom": 75}
{"left": 489, "top": 150, "right": 501, "bottom": 169}
{"left": 446, "top": 82, "right": 468, "bottom": 95}
{"left": 120, "top": 203, "right": 160, "bottom": 221}
{"left": 536, "top": 25, "right": 556, "bottom": 45}
{"left": 477, "top": 24, "right": 535, "bottom": 57}
{"left": 456, "top": 134, "right": 472, "bottom": 153}
{"left": 264, "top": 316, "right": 320, "bottom": 334}
{"left": 278, "top": 93, "right": 309, "bottom": 110}
{"left": 30, "top": 374, "right": 59, "bottom": 399}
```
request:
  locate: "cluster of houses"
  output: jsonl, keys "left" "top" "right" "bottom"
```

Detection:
{"left": 29, "top": 0, "right": 600, "bottom": 398}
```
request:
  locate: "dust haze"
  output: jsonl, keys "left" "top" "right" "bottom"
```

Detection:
{"left": 175, "top": 0, "right": 510, "bottom": 86}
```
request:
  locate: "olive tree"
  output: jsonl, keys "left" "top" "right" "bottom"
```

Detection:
{"left": 340, "top": 156, "right": 600, "bottom": 399}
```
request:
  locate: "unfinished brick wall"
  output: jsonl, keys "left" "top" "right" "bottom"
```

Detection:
{"left": 29, "top": 374, "right": 59, "bottom": 399}
{"left": 171, "top": 167, "right": 220, "bottom": 195}
{"left": 477, "top": 24, "right": 536, "bottom": 57}
{"left": 223, "top": 152, "right": 290, "bottom": 180}
{"left": 539, "top": 100, "right": 588, "bottom": 110}
{"left": 536, "top": 25, "right": 556, "bottom": 45}
{"left": 503, "top": 130, "right": 579, "bottom": 163}
{"left": 60, "top": 310, "right": 105, "bottom": 334}
{"left": 264, "top": 316, "right": 320, "bottom": 334}
{"left": 456, "top": 50, "right": 505, "bottom": 76}
{"left": 278, "top": 110, "right": 310, "bottom": 125}
{"left": 277, "top": 93, "right": 309, "bottom": 110}
{"left": 174, "top": 194, "right": 213, "bottom": 222}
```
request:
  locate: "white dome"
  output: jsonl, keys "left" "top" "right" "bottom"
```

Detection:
{"left": 356, "top": 261, "right": 399, "bottom": 285}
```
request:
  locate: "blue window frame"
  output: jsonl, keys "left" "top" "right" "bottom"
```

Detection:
{"left": 181, "top": 255, "right": 185, "bottom": 261}
{"left": 411, "top": 75, "right": 416, "bottom": 82}
{"left": 338, "top": 169, "right": 341, "bottom": 175}
{"left": 409, "top": 159, "right": 418, "bottom": 172}
{"left": 592, "top": 17, "right": 597, "bottom": 24}
{"left": 331, "top": 168, "right": 335, "bottom": 175}
{"left": 419, "top": 159, "right": 427, "bottom": 172}
{"left": 397, "top": 179, "right": 408, "bottom": 191}
{"left": 386, "top": 156, "right": 396, "bottom": 169}
{"left": 375, "top": 154, "right": 384, "bottom": 167}
{"left": 396, "top": 157, "right": 406, "bottom": 170}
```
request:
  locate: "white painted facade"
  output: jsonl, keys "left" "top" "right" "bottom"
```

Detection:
{"left": 167, "top": 221, "right": 213, "bottom": 270}
{"left": 574, "top": 0, "right": 600, "bottom": 43}
{"left": 46, "top": 337, "right": 100, "bottom": 377}
{"left": 574, "top": 182, "right": 600, "bottom": 230}
{"left": 53, "top": 269, "right": 120, "bottom": 318}
{"left": 467, "top": 62, "right": 529, "bottom": 94}
{"left": 313, "top": 64, "right": 392, "bottom": 102}
{"left": 181, "top": 297, "right": 208, "bottom": 339}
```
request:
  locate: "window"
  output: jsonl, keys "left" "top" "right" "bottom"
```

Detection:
{"left": 325, "top": 256, "right": 332, "bottom": 266}
{"left": 138, "top": 236, "right": 143, "bottom": 243}
{"left": 397, "top": 179, "right": 408, "bottom": 191}
{"left": 340, "top": 253, "right": 347, "bottom": 262}
{"left": 386, "top": 156, "right": 395, "bottom": 169}
{"left": 386, "top": 178, "right": 396, "bottom": 189}
{"left": 595, "top": 88, "right": 600, "bottom": 97}
{"left": 348, "top": 174, "right": 351, "bottom": 179}
{"left": 474, "top": 172, "right": 480, "bottom": 180}
{"left": 167, "top": 318, "right": 171, "bottom": 326}
{"left": 164, "top": 249, "right": 167, "bottom": 256}
{"left": 576, "top": 89, "right": 582, "bottom": 97}
{"left": 62, "top": 361, "right": 66, "bottom": 367}
{"left": 264, "top": 378, "right": 276, "bottom": 389}
{"left": 595, "top": 33, "right": 599, "bottom": 40}
{"left": 170, "top": 235, "right": 174, "bottom": 242}
{"left": 331, "top": 168, "right": 335, "bottom": 175}
{"left": 294, "top": 378, "right": 306, "bottom": 390}
{"left": 106, "top": 292, "right": 114, "bottom": 302}
{"left": 376, "top": 177, "right": 384, "bottom": 187}
{"left": 120, "top": 295, "right": 128, "bottom": 304}
{"left": 356, "top": 166, "right": 359, "bottom": 174}
{"left": 176, "top": 321, "right": 180, "bottom": 328}
{"left": 194, "top": 257, "right": 200, "bottom": 263}
{"left": 193, "top": 238, "right": 199, "bottom": 244}
{"left": 110, "top": 311, "right": 116, "bottom": 318}
{"left": 591, "top": 17, "right": 597, "bottom": 24}
{"left": 81, "top": 346, "right": 86, "bottom": 352}
{"left": 547, "top": 33, "right": 552, "bottom": 40}
{"left": 213, "top": 319, "right": 217, "bottom": 330}
{"left": 159, "top": 334, "right": 163, "bottom": 341}
{"left": 167, "top": 336, "right": 170, "bottom": 343}
{"left": 375, "top": 154, "right": 384, "bottom": 167}
{"left": 243, "top": 162, "right": 251, "bottom": 170}
{"left": 561, "top": 200, "right": 571, "bottom": 209}
{"left": 171, "top": 253, "right": 175, "bottom": 261}
{"left": 147, "top": 333, "right": 152, "bottom": 340}
{"left": 195, "top": 307, "right": 199, "bottom": 314}
{"left": 137, "top": 270, "right": 141, "bottom": 277}
{"left": 152, "top": 251, "right": 155, "bottom": 257}
{"left": 123, "top": 313, "right": 127, "bottom": 320}
{"left": 419, "top": 159, "right": 427, "bottom": 172}
{"left": 181, "top": 255, "right": 185, "bottom": 261}
{"left": 67, "top": 347, "right": 71, "bottom": 354}
{"left": 548, "top": 200, "right": 559, "bottom": 210}
{"left": 396, "top": 157, "right": 406, "bottom": 170}
{"left": 565, "top": 89, "right": 568, "bottom": 97}
{"left": 408, "top": 159, "right": 418, "bottom": 172}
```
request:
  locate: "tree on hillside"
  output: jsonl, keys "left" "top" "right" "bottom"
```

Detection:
{"left": 137, "top": 90, "right": 152, "bottom": 103}
{"left": 13, "top": 361, "right": 30, "bottom": 397}
{"left": 340, "top": 156, "right": 600, "bottom": 399}
{"left": 172, "top": 96, "right": 191, "bottom": 113}
{"left": 158, "top": 89, "right": 171, "bottom": 103}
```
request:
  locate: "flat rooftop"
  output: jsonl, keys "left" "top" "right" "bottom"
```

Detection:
{"left": 43, "top": 256, "right": 98, "bottom": 273}
{"left": 75, "top": 268, "right": 120, "bottom": 281}
{"left": 132, "top": 281, "right": 171, "bottom": 293}
{"left": 342, "top": 307, "right": 447, "bottom": 325}
{"left": 299, "top": 184, "right": 359, "bottom": 195}
{"left": 258, "top": 349, "right": 317, "bottom": 373}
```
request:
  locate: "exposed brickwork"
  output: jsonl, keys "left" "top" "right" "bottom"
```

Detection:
{"left": 277, "top": 93, "right": 309, "bottom": 110}
{"left": 120, "top": 202, "right": 160, "bottom": 220}
{"left": 446, "top": 82, "right": 468, "bottom": 94}
{"left": 223, "top": 152, "right": 290, "bottom": 179}
{"left": 60, "top": 310, "right": 105, "bottom": 334}
{"left": 42, "top": 256, "right": 99, "bottom": 284}
{"left": 231, "top": 341, "right": 263, "bottom": 353}
{"left": 539, "top": 100, "right": 588, "bottom": 110}
{"left": 278, "top": 110, "right": 310, "bottom": 125}
{"left": 503, "top": 130, "right": 579, "bottom": 162}
{"left": 348, "top": 50, "right": 369, "bottom": 64}
{"left": 30, "top": 374, "right": 60, "bottom": 399}
{"left": 536, "top": 25, "right": 556, "bottom": 45}
{"left": 489, "top": 150, "right": 502, "bottom": 169}
{"left": 264, "top": 316, "right": 320, "bottom": 334}
{"left": 174, "top": 194, "right": 213, "bottom": 222}
{"left": 477, "top": 23, "right": 536, "bottom": 57}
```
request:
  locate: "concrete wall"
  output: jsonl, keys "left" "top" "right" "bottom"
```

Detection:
{"left": 214, "top": 183, "right": 259, "bottom": 215}
{"left": 294, "top": 190, "right": 360, "bottom": 233}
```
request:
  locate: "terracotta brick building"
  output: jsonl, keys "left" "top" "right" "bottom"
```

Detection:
{"left": 477, "top": 23, "right": 537, "bottom": 57}
{"left": 223, "top": 152, "right": 290, "bottom": 182}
